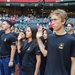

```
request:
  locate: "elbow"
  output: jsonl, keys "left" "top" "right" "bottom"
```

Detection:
{"left": 43, "top": 50, "right": 47, "bottom": 57}
{"left": 71, "top": 57, "right": 75, "bottom": 64}
{"left": 43, "top": 54, "right": 47, "bottom": 57}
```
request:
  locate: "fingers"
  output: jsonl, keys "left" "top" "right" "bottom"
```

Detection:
{"left": 18, "top": 32, "right": 22, "bottom": 40}
{"left": 8, "top": 61, "right": 13, "bottom": 67}
{"left": 38, "top": 26, "right": 42, "bottom": 32}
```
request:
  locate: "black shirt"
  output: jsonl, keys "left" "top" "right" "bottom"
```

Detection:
{"left": 19, "top": 40, "right": 28, "bottom": 56}
{"left": 0, "top": 32, "right": 16, "bottom": 56}
{"left": 21, "top": 41, "right": 41, "bottom": 74}
{"left": 45, "top": 33, "right": 75, "bottom": 75}
{"left": 12, "top": 32, "right": 19, "bottom": 38}
{"left": 0, "top": 30, "right": 4, "bottom": 46}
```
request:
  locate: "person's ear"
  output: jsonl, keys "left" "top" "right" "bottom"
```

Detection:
{"left": 62, "top": 19, "right": 66, "bottom": 25}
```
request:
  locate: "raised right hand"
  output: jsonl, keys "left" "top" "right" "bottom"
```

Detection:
{"left": 18, "top": 32, "right": 22, "bottom": 40}
{"left": 36, "top": 26, "right": 43, "bottom": 38}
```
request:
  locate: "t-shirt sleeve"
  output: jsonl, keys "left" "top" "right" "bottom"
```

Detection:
{"left": 10, "top": 35, "right": 17, "bottom": 45}
{"left": 71, "top": 38, "right": 75, "bottom": 57}
{"left": 34, "top": 45, "right": 41, "bottom": 55}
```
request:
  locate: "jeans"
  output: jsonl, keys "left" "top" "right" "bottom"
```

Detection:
{"left": 0, "top": 57, "right": 15, "bottom": 75}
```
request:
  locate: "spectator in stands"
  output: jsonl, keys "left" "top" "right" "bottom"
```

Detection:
{"left": 10, "top": 16, "right": 16, "bottom": 25}
{"left": 14, "top": 27, "right": 19, "bottom": 37}
{"left": 11, "top": 26, "right": 15, "bottom": 32}
{"left": 67, "top": 23, "right": 75, "bottom": 37}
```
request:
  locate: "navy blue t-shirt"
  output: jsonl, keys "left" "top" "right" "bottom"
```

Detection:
{"left": 0, "top": 32, "right": 16, "bottom": 56}
{"left": 45, "top": 33, "right": 75, "bottom": 75}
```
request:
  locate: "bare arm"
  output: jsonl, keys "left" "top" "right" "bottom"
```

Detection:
{"left": 34, "top": 55, "right": 41, "bottom": 75}
{"left": 71, "top": 57, "right": 75, "bottom": 75}
{"left": 9, "top": 45, "right": 16, "bottom": 67}
{"left": 17, "top": 40, "right": 21, "bottom": 53}
{"left": 17, "top": 32, "right": 22, "bottom": 53}
{"left": 37, "top": 38, "right": 47, "bottom": 57}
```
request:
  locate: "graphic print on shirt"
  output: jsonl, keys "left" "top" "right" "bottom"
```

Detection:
{"left": 58, "top": 43, "right": 64, "bottom": 49}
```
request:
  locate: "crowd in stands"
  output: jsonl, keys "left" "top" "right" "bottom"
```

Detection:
{"left": 0, "top": 14, "right": 75, "bottom": 31}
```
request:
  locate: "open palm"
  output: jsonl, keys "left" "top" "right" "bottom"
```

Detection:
{"left": 36, "top": 26, "right": 43, "bottom": 38}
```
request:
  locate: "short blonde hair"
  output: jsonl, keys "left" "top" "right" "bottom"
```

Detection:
{"left": 50, "top": 9, "right": 68, "bottom": 20}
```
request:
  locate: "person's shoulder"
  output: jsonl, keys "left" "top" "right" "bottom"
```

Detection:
{"left": 8, "top": 32, "right": 16, "bottom": 39}
{"left": 0, "top": 30, "right": 4, "bottom": 32}
{"left": 66, "top": 33, "right": 75, "bottom": 41}
{"left": 0, "top": 30, "right": 4, "bottom": 34}
{"left": 47, "top": 34, "right": 56, "bottom": 41}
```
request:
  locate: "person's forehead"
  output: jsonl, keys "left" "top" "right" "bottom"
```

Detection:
{"left": 43, "top": 30, "right": 47, "bottom": 33}
{"left": 26, "top": 27, "right": 31, "bottom": 30}
{"left": 2, "top": 21, "right": 8, "bottom": 25}
{"left": 67, "top": 24, "right": 72, "bottom": 27}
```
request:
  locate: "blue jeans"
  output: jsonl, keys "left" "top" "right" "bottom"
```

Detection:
{"left": 0, "top": 57, "right": 15, "bottom": 75}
